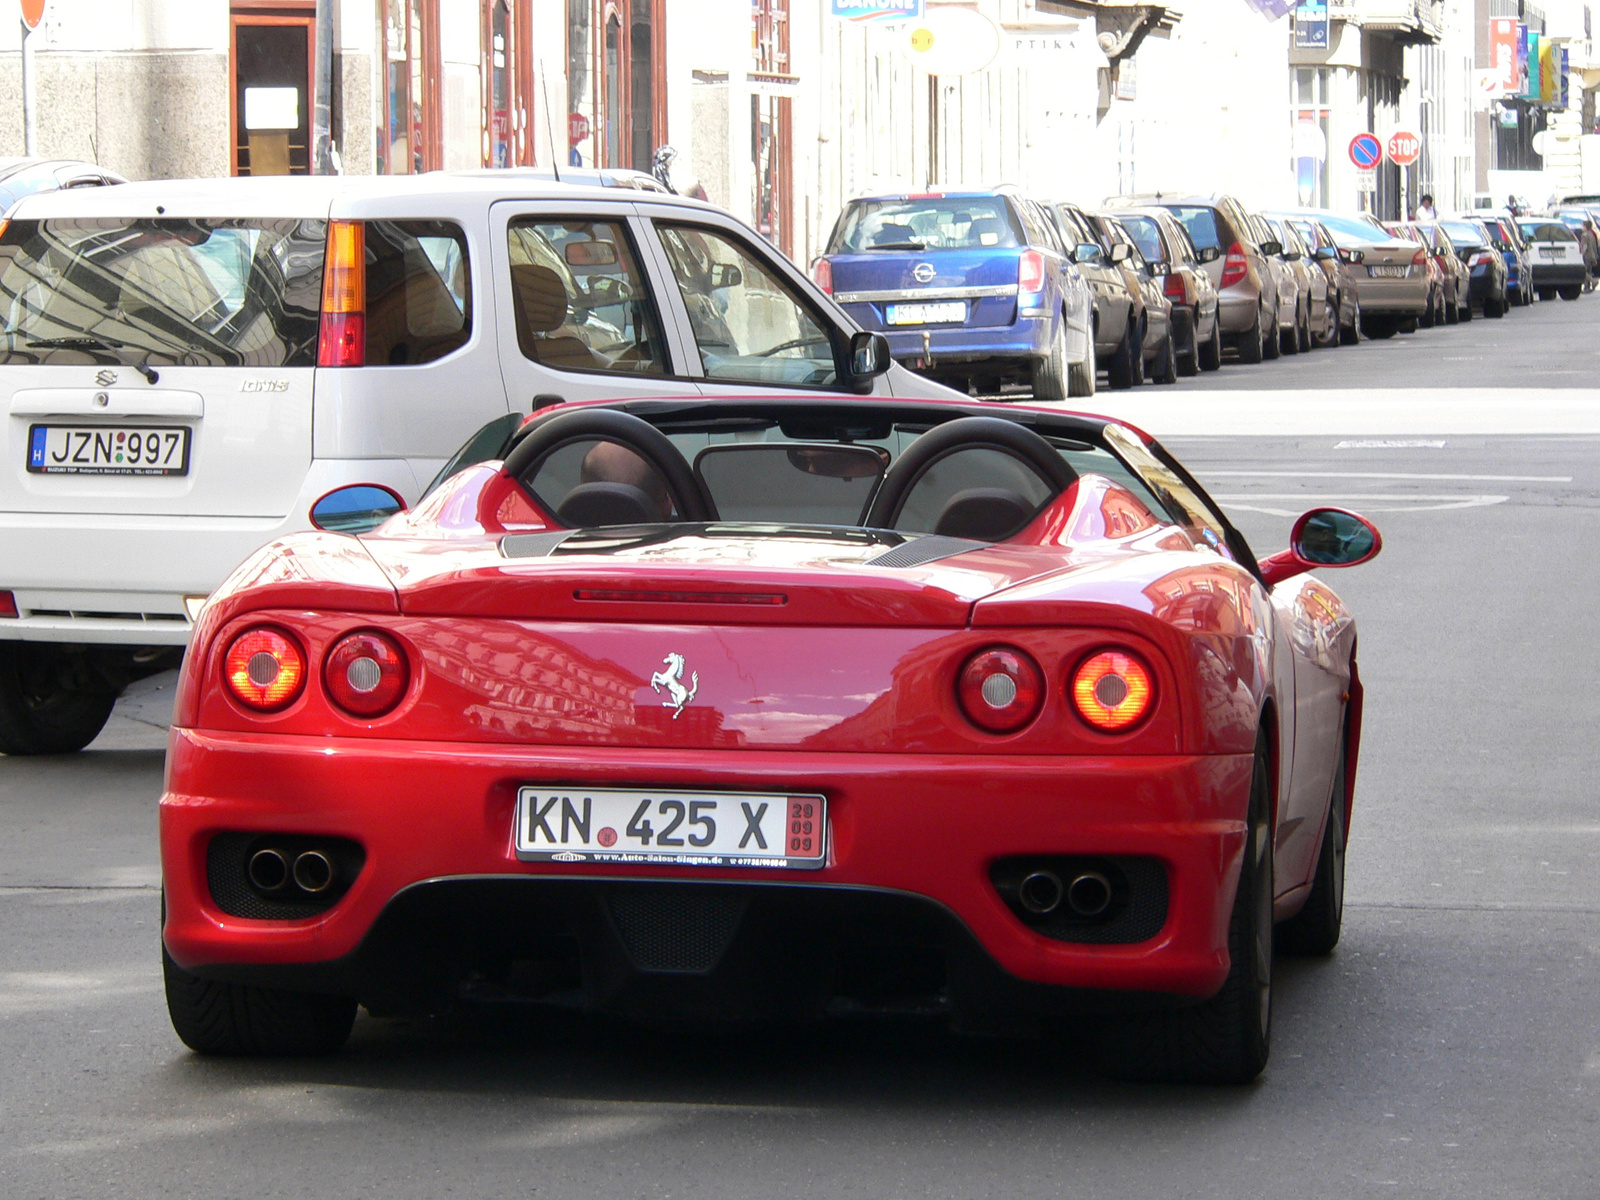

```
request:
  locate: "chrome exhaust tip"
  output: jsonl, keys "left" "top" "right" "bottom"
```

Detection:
{"left": 1018, "top": 870, "right": 1064, "bottom": 915}
{"left": 246, "top": 848, "right": 288, "bottom": 892}
{"left": 292, "top": 850, "right": 334, "bottom": 894}
{"left": 1066, "top": 871, "right": 1113, "bottom": 918}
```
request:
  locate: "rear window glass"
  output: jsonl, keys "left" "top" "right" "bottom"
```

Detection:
{"left": 1519, "top": 221, "right": 1575, "bottom": 242}
{"left": 1166, "top": 207, "right": 1224, "bottom": 252}
{"left": 365, "top": 219, "right": 471, "bottom": 365}
{"left": 0, "top": 217, "right": 323, "bottom": 367}
{"left": 1440, "top": 221, "right": 1487, "bottom": 245}
{"left": 828, "top": 197, "right": 1020, "bottom": 253}
{"left": 1316, "top": 213, "right": 1394, "bottom": 245}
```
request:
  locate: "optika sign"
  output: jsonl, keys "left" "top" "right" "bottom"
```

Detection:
{"left": 830, "top": 0, "right": 922, "bottom": 20}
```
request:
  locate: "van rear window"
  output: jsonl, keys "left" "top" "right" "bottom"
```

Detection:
{"left": 0, "top": 218, "right": 325, "bottom": 367}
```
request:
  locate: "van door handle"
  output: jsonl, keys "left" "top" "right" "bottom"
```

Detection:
{"left": 9, "top": 389, "right": 205, "bottom": 418}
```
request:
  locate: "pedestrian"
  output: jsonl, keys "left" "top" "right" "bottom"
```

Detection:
{"left": 1417, "top": 193, "right": 1437, "bottom": 221}
{"left": 1507, "top": 194, "right": 1521, "bottom": 218}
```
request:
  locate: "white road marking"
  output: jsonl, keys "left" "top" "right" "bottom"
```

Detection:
{"left": 1334, "top": 439, "right": 1447, "bottom": 448}
{"left": 1202, "top": 470, "right": 1571, "bottom": 482}
{"left": 1213, "top": 492, "right": 1508, "bottom": 516}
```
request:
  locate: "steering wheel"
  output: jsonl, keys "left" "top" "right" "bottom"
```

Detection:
{"left": 501, "top": 406, "right": 717, "bottom": 523}
{"left": 864, "top": 416, "right": 1078, "bottom": 531}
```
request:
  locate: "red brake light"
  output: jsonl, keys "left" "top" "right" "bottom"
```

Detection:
{"left": 1220, "top": 242, "right": 1248, "bottom": 289}
{"left": 318, "top": 220, "right": 366, "bottom": 367}
{"left": 224, "top": 627, "right": 307, "bottom": 712}
{"left": 1018, "top": 249, "right": 1047, "bottom": 294}
{"left": 1071, "top": 650, "right": 1153, "bottom": 732}
{"left": 1163, "top": 271, "right": 1188, "bottom": 301}
{"left": 957, "top": 647, "right": 1044, "bottom": 734}
{"left": 813, "top": 257, "right": 833, "bottom": 295}
{"left": 1411, "top": 247, "right": 1428, "bottom": 266}
{"left": 0, "top": 590, "right": 16, "bottom": 618}
{"left": 324, "top": 630, "right": 409, "bottom": 718}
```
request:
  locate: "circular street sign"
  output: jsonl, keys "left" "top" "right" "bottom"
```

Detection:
{"left": 1293, "top": 122, "right": 1328, "bottom": 162}
{"left": 567, "top": 112, "right": 591, "bottom": 147}
{"left": 19, "top": 0, "right": 46, "bottom": 30}
{"left": 1386, "top": 130, "right": 1422, "bottom": 167}
{"left": 903, "top": 7, "right": 1002, "bottom": 76}
{"left": 1348, "top": 133, "right": 1382, "bottom": 169}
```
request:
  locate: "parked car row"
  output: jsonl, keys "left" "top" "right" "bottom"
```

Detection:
{"left": 811, "top": 186, "right": 1584, "bottom": 400}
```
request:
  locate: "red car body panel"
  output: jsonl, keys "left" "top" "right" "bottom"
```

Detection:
{"left": 161, "top": 396, "right": 1364, "bottom": 1021}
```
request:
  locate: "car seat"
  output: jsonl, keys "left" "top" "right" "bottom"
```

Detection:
{"left": 510, "top": 263, "right": 604, "bottom": 371}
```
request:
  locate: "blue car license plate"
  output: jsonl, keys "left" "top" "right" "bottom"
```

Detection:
{"left": 886, "top": 301, "right": 966, "bottom": 325}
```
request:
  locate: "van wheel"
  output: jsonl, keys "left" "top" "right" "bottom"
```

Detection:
{"left": 1094, "top": 733, "right": 1274, "bottom": 1084}
{"left": 1198, "top": 316, "right": 1223, "bottom": 370}
{"left": 0, "top": 643, "right": 117, "bottom": 756}
{"left": 1031, "top": 320, "right": 1069, "bottom": 401}
{"left": 1067, "top": 339, "right": 1096, "bottom": 397}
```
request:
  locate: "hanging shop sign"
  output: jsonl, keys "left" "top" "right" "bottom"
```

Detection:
{"left": 1294, "top": 0, "right": 1328, "bottom": 50}
{"left": 903, "top": 7, "right": 1001, "bottom": 75}
{"left": 832, "top": 0, "right": 923, "bottom": 21}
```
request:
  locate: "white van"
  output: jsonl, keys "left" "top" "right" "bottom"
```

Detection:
{"left": 0, "top": 173, "right": 954, "bottom": 754}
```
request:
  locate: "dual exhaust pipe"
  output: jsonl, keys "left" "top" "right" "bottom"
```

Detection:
{"left": 1018, "top": 868, "right": 1112, "bottom": 919}
{"left": 247, "top": 847, "right": 335, "bottom": 896}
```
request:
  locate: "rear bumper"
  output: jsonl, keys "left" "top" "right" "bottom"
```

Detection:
{"left": 871, "top": 316, "right": 1055, "bottom": 370}
{"left": 1355, "top": 274, "right": 1428, "bottom": 314}
{"left": 1216, "top": 287, "right": 1263, "bottom": 334}
{"left": 1529, "top": 262, "right": 1586, "bottom": 287}
{"left": 161, "top": 730, "right": 1253, "bottom": 1014}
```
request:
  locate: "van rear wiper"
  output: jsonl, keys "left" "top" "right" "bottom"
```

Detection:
{"left": 27, "top": 335, "right": 127, "bottom": 350}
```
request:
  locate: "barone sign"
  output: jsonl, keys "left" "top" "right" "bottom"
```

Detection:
{"left": 831, "top": 0, "right": 923, "bottom": 20}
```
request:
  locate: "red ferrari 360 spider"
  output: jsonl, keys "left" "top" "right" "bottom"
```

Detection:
{"left": 160, "top": 395, "right": 1379, "bottom": 1083}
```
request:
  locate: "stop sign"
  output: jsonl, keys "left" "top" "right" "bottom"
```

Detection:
{"left": 19, "top": 0, "right": 46, "bottom": 30}
{"left": 568, "top": 112, "right": 591, "bottom": 147}
{"left": 1386, "top": 130, "right": 1422, "bottom": 167}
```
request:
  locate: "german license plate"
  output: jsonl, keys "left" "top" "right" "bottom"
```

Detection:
{"left": 514, "top": 787, "right": 825, "bottom": 869}
{"left": 27, "top": 424, "right": 191, "bottom": 476}
{"left": 1367, "top": 265, "right": 1408, "bottom": 278}
{"left": 886, "top": 301, "right": 966, "bottom": 325}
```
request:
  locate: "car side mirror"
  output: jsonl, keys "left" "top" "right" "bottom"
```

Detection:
{"left": 1259, "top": 239, "right": 1283, "bottom": 257}
{"left": 1314, "top": 246, "right": 1337, "bottom": 260}
{"left": 1258, "top": 507, "right": 1382, "bottom": 586}
{"left": 1146, "top": 260, "right": 1169, "bottom": 277}
{"left": 1074, "top": 242, "right": 1102, "bottom": 264}
{"left": 1338, "top": 248, "right": 1364, "bottom": 264}
{"left": 849, "top": 330, "right": 891, "bottom": 382}
{"left": 310, "top": 484, "right": 406, "bottom": 535}
{"left": 1197, "top": 245, "right": 1221, "bottom": 263}
{"left": 710, "top": 263, "right": 743, "bottom": 289}
{"left": 1109, "top": 243, "right": 1131, "bottom": 264}
{"left": 1282, "top": 249, "right": 1301, "bottom": 261}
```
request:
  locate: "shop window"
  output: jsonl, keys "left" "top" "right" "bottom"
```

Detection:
{"left": 230, "top": 3, "right": 315, "bottom": 177}
{"left": 568, "top": 0, "right": 665, "bottom": 172}
{"left": 751, "top": 0, "right": 794, "bottom": 256}
{"left": 483, "top": 0, "right": 536, "bottom": 168}
{"left": 377, "top": 0, "right": 443, "bottom": 174}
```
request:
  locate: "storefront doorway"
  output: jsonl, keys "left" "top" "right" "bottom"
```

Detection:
{"left": 230, "top": 2, "right": 315, "bottom": 176}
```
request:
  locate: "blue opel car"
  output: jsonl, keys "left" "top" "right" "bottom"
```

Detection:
{"left": 813, "top": 188, "right": 1094, "bottom": 398}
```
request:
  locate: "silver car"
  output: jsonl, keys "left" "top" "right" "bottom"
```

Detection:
{"left": 1280, "top": 209, "right": 1430, "bottom": 338}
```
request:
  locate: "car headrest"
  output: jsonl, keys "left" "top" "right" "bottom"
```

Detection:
{"left": 872, "top": 223, "right": 916, "bottom": 246}
{"left": 555, "top": 481, "right": 661, "bottom": 528}
{"left": 511, "top": 263, "right": 569, "bottom": 334}
{"left": 933, "top": 488, "right": 1036, "bottom": 542}
{"left": 968, "top": 217, "right": 1006, "bottom": 240}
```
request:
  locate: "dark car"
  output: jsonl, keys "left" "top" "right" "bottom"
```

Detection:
{"left": 1483, "top": 214, "right": 1533, "bottom": 306}
{"left": 1090, "top": 212, "right": 1177, "bottom": 386}
{"left": 1116, "top": 206, "right": 1222, "bottom": 375}
{"left": 816, "top": 188, "right": 1095, "bottom": 399}
{"left": 1049, "top": 202, "right": 1144, "bottom": 388}
{"left": 1437, "top": 219, "right": 1510, "bottom": 316}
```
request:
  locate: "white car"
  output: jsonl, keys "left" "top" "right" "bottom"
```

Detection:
{"left": 0, "top": 174, "right": 956, "bottom": 754}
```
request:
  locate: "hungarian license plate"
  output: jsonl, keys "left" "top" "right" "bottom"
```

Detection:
{"left": 27, "top": 424, "right": 191, "bottom": 476}
{"left": 1367, "top": 265, "right": 1408, "bottom": 278}
{"left": 514, "top": 787, "right": 826, "bottom": 869}
{"left": 886, "top": 301, "right": 966, "bottom": 325}
{"left": 1539, "top": 246, "right": 1567, "bottom": 259}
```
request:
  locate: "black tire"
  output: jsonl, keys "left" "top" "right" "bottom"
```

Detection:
{"left": 1397, "top": 315, "right": 1419, "bottom": 334}
{"left": 1485, "top": 291, "right": 1505, "bottom": 318}
{"left": 1067, "top": 337, "right": 1096, "bottom": 397}
{"left": 1094, "top": 735, "right": 1274, "bottom": 1084}
{"left": 1419, "top": 291, "right": 1436, "bottom": 329}
{"left": 1276, "top": 734, "right": 1347, "bottom": 958}
{"left": 0, "top": 642, "right": 117, "bottom": 756}
{"left": 163, "top": 946, "right": 356, "bottom": 1056}
{"left": 1362, "top": 315, "right": 1395, "bottom": 339}
{"left": 1107, "top": 314, "right": 1143, "bottom": 389}
{"left": 1280, "top": 311, "right": 1300, "bottom": 355}
{"left": 1175, "top": 310, "right": 1200, "bottom": 377}
{"left": 1235, "top": 308, "right": 1264, "bottom": 364}
{"left": 1151, "top": 327, "right": 1178, "bottom": 385}
{"left": 1445, "top": 296, "right": 1459, "bottom": 325}
{"left": 1459, "top": 294, "right": 1472, "bottom": 322}
{"left": 1262, "top": 308, "right": 1282, "bottom": 359}
{"left": 1538, "top": 287, "right": 1556, "bottom": 301}
{"left": 1339, "top": 304, "right": 1361, "bottom": 345}
{"left": 1298, "top": 304, "right": 1314, "bottom": 353}
{"left": 1198, "top": 314, "right": 1223, "bottom": 371}
{"left": 1559, "top": 285, "right": 1582, "bottom": 301}
{"left": 1031, "top": 318, "right": 1070, "bottom": 401}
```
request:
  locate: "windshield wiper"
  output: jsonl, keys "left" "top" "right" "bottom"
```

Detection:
{"left": 863, "top": 241, "right": 927, "bottom": 251}
{"left": 26, "top": 335, "right": 127, "bottom": 350}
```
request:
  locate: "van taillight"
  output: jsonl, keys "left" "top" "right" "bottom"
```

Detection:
{"left": 0, "top": 590, "right": 16, "bottom": 618}
{"left": 813, "top": 257, "right": 833, "bottom": 294}
{"left": 318, "top": 220, "right": 366, "bottom": 367}
{"left": 1018, "top": 250, "right": 1047, "bottom": 294}
{"left": 1220, "top": 242, "right": 1248, "bottom": 289}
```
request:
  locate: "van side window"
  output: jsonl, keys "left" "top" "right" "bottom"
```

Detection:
{"left": 365, "top": 220, "right": 471, "bottom": 366}
{"left": 505, "top": 217, "right": 668, "bottom": 376}
{"left": 656, "top": 223, "right": 838, "bottom": 388}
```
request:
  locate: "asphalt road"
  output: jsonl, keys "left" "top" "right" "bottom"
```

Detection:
{"left": 3, "top": 296, "right": 1600, "bottom": 1198}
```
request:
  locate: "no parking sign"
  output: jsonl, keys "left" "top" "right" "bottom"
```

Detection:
{"left": 1348, "top": 133, "right": 1382, "bottom": 170}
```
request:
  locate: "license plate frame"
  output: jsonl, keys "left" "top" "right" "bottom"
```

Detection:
{"left": 886, "top": 300, "right": 967, "bottom": 325}
{"left": 514, "top": 786, "right": 826, "bottom": 869}
{"left": 1367, "top": 265, "right": 1408, "bottom": 278}
{"left": 26, "top": 424, "right": 192, "bottom": 477}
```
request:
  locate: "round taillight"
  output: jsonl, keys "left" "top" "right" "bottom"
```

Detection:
{"left": 223, "top": 627, "right": 306, "bottom": 712}
{"left": 324, "top": 631, "right": 409, "bottom": 718}
{"left": 1071, "top": 650, "right": 1154, "bottom": 731}
{"left": 957, "top": 647, "right": 1044, "bottom": 734}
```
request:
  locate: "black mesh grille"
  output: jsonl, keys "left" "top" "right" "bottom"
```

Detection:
{"left": 864, "top": 535, "right": 988, "bottom": 569}
{"left": 206, "top": 832, "right": 364, "bottom": 920}
{"left": 990, "top": 856, "right": 1168, "bottom": 945}
{"left": 606, "top": 885, "right": 747, "bottom": 973}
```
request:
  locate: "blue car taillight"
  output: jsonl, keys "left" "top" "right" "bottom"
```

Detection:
{"left": 1018, "top": 249, "right": 1046, "bottom": 294}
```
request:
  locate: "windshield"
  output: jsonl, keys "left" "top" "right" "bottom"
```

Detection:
{"left": 1118, "top": 215, "right": 1166, "bottom": 264}
{"left": 0, "top": 217, "right": 324, "bottom": 367}
{"left": 828, "top": 197, "right": 1020, "bottom": 253}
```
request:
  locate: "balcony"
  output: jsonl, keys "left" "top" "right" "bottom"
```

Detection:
{"left": 1327, "top": 0, "right": 1443, "bottom": 44}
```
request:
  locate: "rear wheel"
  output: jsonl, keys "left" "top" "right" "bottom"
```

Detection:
{"left": 1235, "top": 308, "right": 1265, "bottom": 364}
{"left": 163, "top": 946, "right": 356, "bottom": 1056}
{"left": 1276, "top": 732, "right": 1347, "bottom": 958}
{"left": 1361, "top": 314, "right": 1395, "bottom": 338}
{"left": 1176, "top": 310, "right": 1200, "bottom": 377}
{"left": 1067, "top": 337, "right": 1096, "bottom": 397}
{"left": 1559, "top": 285, "right": 1583, "bottom": 301}
{"left": 1094, "top": 735, "right": 1274, "bottom": 1084}
{"left": 1031, "top": 319, "right": 1069, "bottom": 401}
{"left": 1339, "top": 304, "right": 1361, "bottom": 345}
{"left": 1198, "top": 315, "right": 1224, "bottom": 371}
{"left": 1459, "top": 293, "right": 1472, "bottom": 322}
{"left": 1262, "top": 307, "right": 1282, "bottom": 359}
{"left": 1485, "top": 290, "right": 1506, "bottom": 318}
{"left": 1419, "top": 290, "right": 1436, "bottom": 329}
{"left": 1445, "top": 296, "right": 1459, "bottom": 325}
{"left": 0, "top": 642, "right": 117, "bottom": 756}
{"left": 1397, "top": 315, "right": 1419, "bottom": 334}
{"left": 1538, "top": 287, "right": 1557, "bottom": 301}
{"left": 1107, "top": 314, "right": 1143, "bottom": 389}
{"left": 1151, "top": 327, "right": 1178, "bottom": 385}
{"left": 1297, "top": 302, "right": 1313, "bottom": 353}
